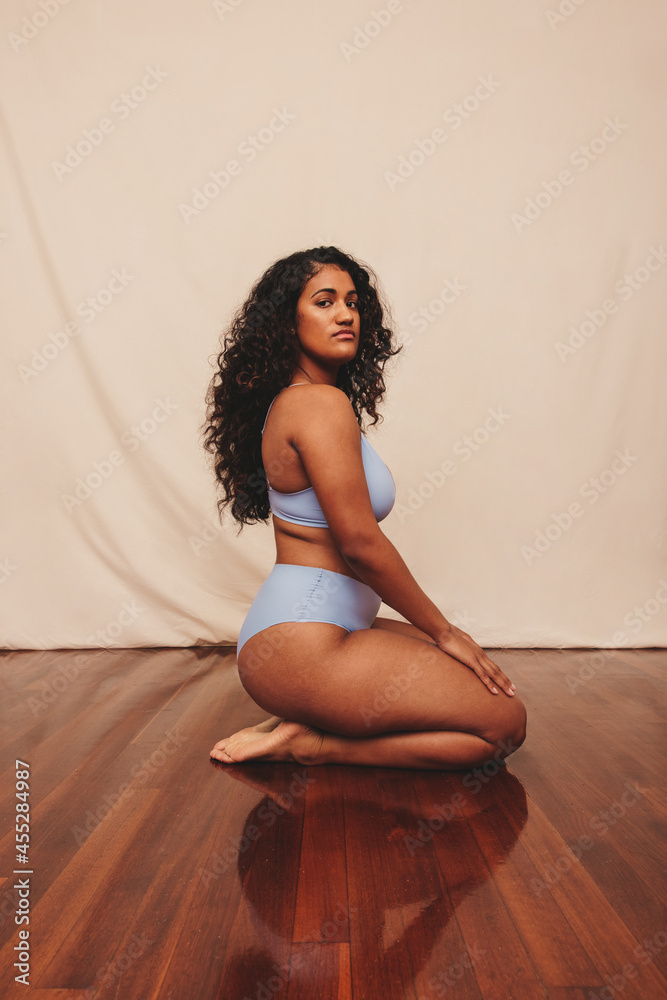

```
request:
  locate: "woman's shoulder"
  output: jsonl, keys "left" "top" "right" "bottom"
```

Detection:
{"left": 276, "top": 383, "right": 356, "bottom": 429}
{"left": 281, "top": 382, "right": 350, "bottom": 407}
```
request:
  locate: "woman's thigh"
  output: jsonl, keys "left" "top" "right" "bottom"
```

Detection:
{"left": 371, "top": 615, "right": 435, "bottom": 643}
{"left": 237, "top": 621, "right": 526, "bottom": 746}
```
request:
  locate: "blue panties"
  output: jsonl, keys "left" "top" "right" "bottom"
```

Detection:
{"left": 236, "top": 563, "right": 382, "bottom": 656}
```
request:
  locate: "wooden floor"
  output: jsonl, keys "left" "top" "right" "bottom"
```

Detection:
{"left": 0, "top": 645, "right": 665, "bottom": 1000}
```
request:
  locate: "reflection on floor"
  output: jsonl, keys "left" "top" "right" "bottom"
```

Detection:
{"left": 0, "top": 646, "right": 665, "bottom": 999}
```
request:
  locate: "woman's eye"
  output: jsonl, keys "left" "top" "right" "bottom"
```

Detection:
{"left": 316, "top": 299, "right": 358, "bottom": 308}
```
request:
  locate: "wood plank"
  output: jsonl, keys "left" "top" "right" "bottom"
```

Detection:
{"left": 0, "top": 648, "right": 246, "bottom": 950}
{"left": 377, "top": 768, "right": 484, "bottom": 1000}
{"left": 131, "top": 740, "right": 305, "bottom": 996}
{"left": 286, "top": 942, "right": 351, "bottom": 1000}
{"left": 606, "top": 649, "right": 667, "bottom": 682}
{"left": 412, "top": 768, "right": 549, "bottom": 1000}
{"left": 1, "top": 645, "right": 666, "bottom": 1000}
{"left": 343, "top": 766, "right": 419, "bottom": 1000}
{"left": 13, "top": 993, "right": 86, "bottom": 998}
{"left": 506, "top": 695, "right": 667, "bottom": 950}
{"left": 498, "top": 791, "right": 667, "bottom": 999}
{"left": 543, "top": 990, "right": 598, "bottom": 1000}
{"left": 461, "top": 769, "right": 599, "bottom": 987}
{"left": 293, "top": 766, "right": 348, "bottom": 942}
{"left": 0, "top": 787, "right": 161, "bottom": 988}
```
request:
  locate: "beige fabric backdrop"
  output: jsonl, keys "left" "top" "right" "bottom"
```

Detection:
{"left": 2, "top": 0, "right": 665, "bottom": 650}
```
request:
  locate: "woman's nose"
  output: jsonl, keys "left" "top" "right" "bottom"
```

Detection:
{"left": 336, "top": 301, "right": 355, "bottom": 322}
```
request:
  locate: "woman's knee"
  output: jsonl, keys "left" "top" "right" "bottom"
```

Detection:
{"left": 485, "top": 696, "right": 527, "bottom": 755}
{"left": 505, "top": 698, "right": 527, "bottom": 755}
{"left": 305, "top": 704, "right": 380, "bottom": 739}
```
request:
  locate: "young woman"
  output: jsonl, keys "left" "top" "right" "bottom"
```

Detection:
{"left": 203, "top": 246, "right": 526, "bottom": 769}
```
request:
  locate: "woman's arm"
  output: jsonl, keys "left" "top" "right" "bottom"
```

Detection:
{"left": 340, "top": 531, "right": 450, "bottom": 639}
{"left": 341, "top": 534, "right": 514, "bottom": 697}
{"left": 288, "top": 385, "right": 515, "bottom": 697}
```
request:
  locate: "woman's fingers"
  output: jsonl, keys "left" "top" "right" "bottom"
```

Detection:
{"left": 469, "top": 659, "right": 502, "bottom": 695}
{"left": 481, "top": 654, "right": 515, "bottom": 695}
{"left": 436, "top": 630, "right": 515, "bottom": 696}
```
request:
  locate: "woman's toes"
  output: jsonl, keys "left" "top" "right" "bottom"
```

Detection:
{"left": 210, "top": 737, "right": 235, "bottom": 760}
{"left": 208, "top": 721, "right": 314, "bottom": 764}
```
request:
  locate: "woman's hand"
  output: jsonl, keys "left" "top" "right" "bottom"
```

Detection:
{"left": 434, "top": 625, "right": 515, "bottom": 697}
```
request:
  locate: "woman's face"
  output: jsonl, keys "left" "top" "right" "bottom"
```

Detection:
{"left": 293, "top": 265, "right": 360, "bottom": 374}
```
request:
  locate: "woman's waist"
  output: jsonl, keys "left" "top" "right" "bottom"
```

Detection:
{"left": 274, "top": 538, "right": 364, "bottom": 584}
{"left": 266, "top": 562, "right": 381, "bottom": 604}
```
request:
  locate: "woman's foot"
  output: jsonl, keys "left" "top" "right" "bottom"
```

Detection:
{"left": 248, "top": 714, "right": 283, "bottom": 733}
{"left": 210, "top": 720, "right": 325, "bottom": 765}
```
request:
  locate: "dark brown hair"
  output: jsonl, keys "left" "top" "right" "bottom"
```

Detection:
{"left": 202, "top": 246, "right": 401, "bottom": 531}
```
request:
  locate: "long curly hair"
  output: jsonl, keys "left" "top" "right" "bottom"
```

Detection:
{"left": 202, "top": 245, "right": 402, "bottom": 531}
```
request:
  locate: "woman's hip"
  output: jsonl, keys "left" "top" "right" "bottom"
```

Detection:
{"left": 236, "top": 563, "right": 382, "bottom": 657}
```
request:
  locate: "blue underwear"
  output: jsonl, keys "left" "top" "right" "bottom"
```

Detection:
{"left": 236, "top": 563, "right": 382, "bottom": 656}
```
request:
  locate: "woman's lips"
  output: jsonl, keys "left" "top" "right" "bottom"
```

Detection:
{"left": 333, "top": 331, "right": 355, "bottom": 339}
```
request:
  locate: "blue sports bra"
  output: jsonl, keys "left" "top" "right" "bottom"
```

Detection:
{"left": 261, "top": 383, "right": 395, "bottom": 528}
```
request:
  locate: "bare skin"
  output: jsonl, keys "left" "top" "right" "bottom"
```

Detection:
{"left": 211, "top": 265, "right": 527, "bottom": 770}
